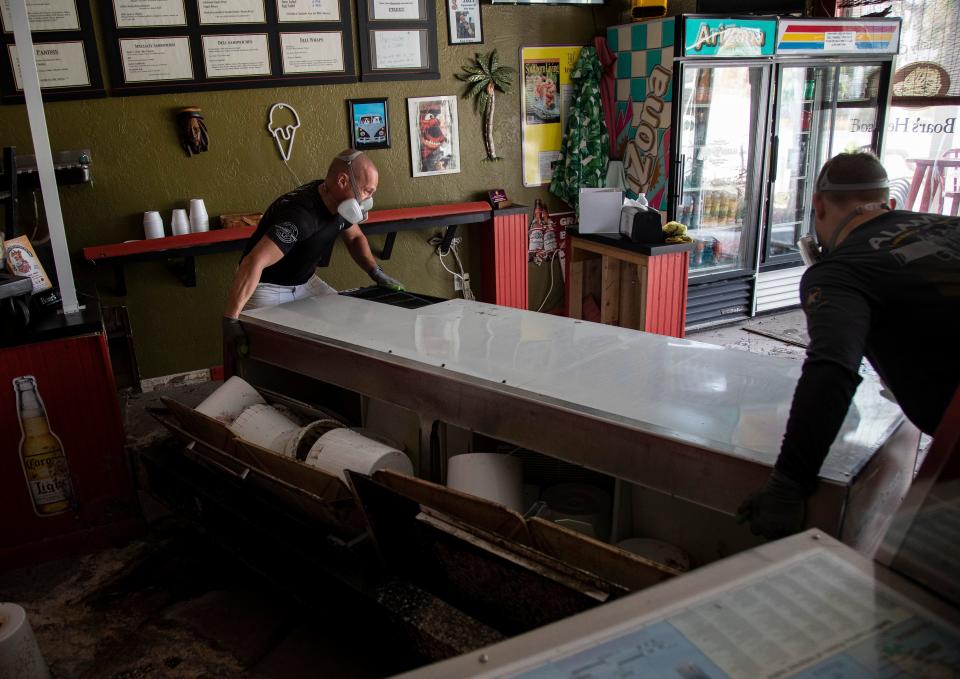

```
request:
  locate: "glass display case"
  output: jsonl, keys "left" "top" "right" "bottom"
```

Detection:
{"left": 676, "top": 65, "right": 767, "bottom": 277}
{"left": 763, "top": 63, "right": 884, "bottom": 267}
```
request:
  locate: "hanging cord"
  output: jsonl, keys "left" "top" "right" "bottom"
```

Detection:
{"left": 282, "top": 158, "right": 302, "bottom": 187}
{"left": 536, "top": 249, "right": 562, "bottom": 312}
{"left": 437, "top": 239, "right": 475, "bottom": 300}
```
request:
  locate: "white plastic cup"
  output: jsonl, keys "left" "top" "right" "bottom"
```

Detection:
{"left": 304, "top": 428, "right": 412, "bottom": 482}
{"left": 194, "top": 376, "right": 266, "bottom": 424}
{"left": 446, "top": 453, "right": 524, "bottom": 512}
{"left": 189, "top": 198, "right": 209, "bottom": 233}
{"left": 0, "top": 603, "right": 51, "bottom": 679}
{"left": 171, "top": 209, "right": 190, "bottom": 236}
{"left": 143, "top": 211, "right": 164, "bottom": 239}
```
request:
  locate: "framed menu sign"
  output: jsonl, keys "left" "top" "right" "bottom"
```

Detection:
{"left": 201, "top": 33, "right": 270, "bottom": 77}
{"left": 111, "top": 0, "right": 187, "bottom": 28}
{"left": 100, "top": 0, "right": 355, "bottom": 95}
{"left": 357, "top": 0, "right": 437, "bottom": 81}
{"left": 1, "top": 0, "right": 80, "bottom": 33}
{"left": 276, "top": 0, "right": 338, "bottom": 23}
{"left": 197, "top": 0, "right": 266, "bottom": 25}
{"left": 0, "top": 0, "right": 103, "bottom": 102}
{"left": 119, "top": 35, "right": 192, "bottom": 81}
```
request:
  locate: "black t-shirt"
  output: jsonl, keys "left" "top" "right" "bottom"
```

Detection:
{"left": 241, "top": 180, "right": 346, "bottom": 286}
{"left": 776, "top": 210, "right": 960, "bottom": 492}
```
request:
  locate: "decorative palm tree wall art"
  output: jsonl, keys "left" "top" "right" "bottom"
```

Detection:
{"left": 456, "top": 50, "right": 515, "bottom": 161}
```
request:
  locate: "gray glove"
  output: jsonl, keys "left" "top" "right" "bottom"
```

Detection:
{"left": 223, "top": 316, "right": 249, "bottom": 360}
{"left": 369, "top": 265, "right": 405, "bottom": 292}
{"left": 737, "top": 470, "right": 808, "bottom": 540}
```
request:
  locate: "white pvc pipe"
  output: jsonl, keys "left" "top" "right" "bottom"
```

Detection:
{"left": 9, "top": 0, "right": 80, "bottom": 314}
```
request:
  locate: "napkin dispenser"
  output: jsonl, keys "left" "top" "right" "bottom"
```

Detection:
{"left": 619, "top": 206, "right": 664, "bottom": 243}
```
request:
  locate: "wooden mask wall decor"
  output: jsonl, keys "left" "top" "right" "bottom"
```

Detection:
{"left": 176, "top": 107, "right": 209, "bottom": 157}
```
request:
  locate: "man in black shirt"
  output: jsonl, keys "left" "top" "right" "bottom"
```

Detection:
{"left": 739, "top": 152, "right": 960, "bottom": 539}
{"left": 223, "top": 149, "right": 403, "bottom": 319}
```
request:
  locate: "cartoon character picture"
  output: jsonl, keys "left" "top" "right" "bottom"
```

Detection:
{"left": 8, "top": 247, "right": 31, "bottom": 276}
{"left": 347, "top": 99, "right": 391, "bottom": 150}
{"left": 408, "top": 96, "right": 461, "bottom": 177}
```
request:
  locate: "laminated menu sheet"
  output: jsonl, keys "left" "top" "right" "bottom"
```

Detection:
{"left": 510, "top": 551, "right": 960, "bottom": 678}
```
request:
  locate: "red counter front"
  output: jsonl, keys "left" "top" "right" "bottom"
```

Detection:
{"left": 0, "top": 314, "right": 142, "bottom": 569}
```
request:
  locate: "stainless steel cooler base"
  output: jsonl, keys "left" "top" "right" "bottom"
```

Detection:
{"left": 238, "top": 297, "right": 919, "bottom": 554}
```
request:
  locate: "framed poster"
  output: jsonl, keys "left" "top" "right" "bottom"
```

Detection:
{"left": 407, "top": 95, "right": 459, "bottom": 177}
{"left": 348, "top": 97, "right": 390, "bottom": 149}
{"left": 446, "top": 0, "right": 481, "bottom": 45}
{"left": 520, "top": 45, "right": 581, "bottom": 186}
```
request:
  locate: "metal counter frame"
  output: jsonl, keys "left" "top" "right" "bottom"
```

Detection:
{"left": 236, "top": 297, "right": 919, "bottom": 554}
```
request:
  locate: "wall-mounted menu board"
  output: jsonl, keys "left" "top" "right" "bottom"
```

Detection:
{"left": 0, "top": 0, "right": 105, "bottom": 103}
{"left": 356, "top": 0, "right": 437, "bottom": 82}
{"left": 100, "top": 0, "right": 355, "bottom": 96}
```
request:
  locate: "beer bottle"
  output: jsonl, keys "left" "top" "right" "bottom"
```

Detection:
{"left": 15, "top": 376, "right": 75, "bottom": 515}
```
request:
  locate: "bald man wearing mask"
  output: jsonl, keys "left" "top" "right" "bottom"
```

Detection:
{"left": 739, "top": 151, "right": 960, "bottom": 540}
{"left": 224, "top": 149, "right": 403, "bottom": 321}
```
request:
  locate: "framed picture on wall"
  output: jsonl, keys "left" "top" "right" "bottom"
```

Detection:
{"left": 407, "top": 95, "right": 460, "bottom": 177}
{"left": 348, "top": 97, "right": 391, "bottom": 149}
{"left": 447, "top": 0, "right": 482, "bottom": 45}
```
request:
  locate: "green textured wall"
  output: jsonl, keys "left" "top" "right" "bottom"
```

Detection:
{"left": 1, "top": 1, "right": 621, "bottom": 378}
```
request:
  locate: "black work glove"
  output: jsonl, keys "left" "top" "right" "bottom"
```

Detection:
{"left": 369, "top": 265, "right": 405, "bottom": 292}
{"left": 737, "top": 470, "right": 808, "bottom": 540}
{"left": 222, "top": 316, "right": 249, "bottom": 360}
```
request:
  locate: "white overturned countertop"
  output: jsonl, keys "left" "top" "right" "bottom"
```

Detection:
{"left": 243, "top": 297, "right": 905, "bottom": 482}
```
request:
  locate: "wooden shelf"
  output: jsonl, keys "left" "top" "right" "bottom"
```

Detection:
{"left": 82, "top": 201, "right": 526, "bottom": 296}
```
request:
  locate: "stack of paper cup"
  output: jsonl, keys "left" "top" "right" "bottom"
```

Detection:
{"left": 189, "top": 198, "right": 209, "bottom": 233}
{"left": 304, "top": 428, "right": 412, "bottom": 482}
{"left": 229, "top": 404, "right": 300, "bottom": 454}
{"left": 194, "top": 376, "right": 266, "bottom": 423}
{"left": 143, "top": 211, "right": 164, "bottom": 239}
{"left": 0, "top": 603, "right": 50, "bottom": 679}
{"left": 171, "top": 209, "right": 190, "bottom": 236}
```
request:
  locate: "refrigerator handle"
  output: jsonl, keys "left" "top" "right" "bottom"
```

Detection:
{"left": 674, "top": 154, "right": 686, "bottom": 216}
{"left": 769, "top": 134, "right": 779, "bottom": 184}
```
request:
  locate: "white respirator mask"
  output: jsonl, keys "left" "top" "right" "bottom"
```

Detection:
{"left": 335, "top": 150, "right": 374, "bottom": 224}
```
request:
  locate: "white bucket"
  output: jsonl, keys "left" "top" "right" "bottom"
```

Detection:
{"left": 617, "top": 538, "right": 691, "bottom": 572}
{"left": 304, "top": 428, "right": 412, "bottom": 482}
{"left": 446, "top": 453, "right": 524, "bottom": 512}
{"left": 541, "top": 484, "right": 612, "bottom": 542}
{"left": 229, "top": 404, "right": 300, "bottom": 454}
{"left": 194, "top": 376, "right": 266, "bottom": 424}
{"left": 0, "top": 603, "right": 50, "bottom": 679}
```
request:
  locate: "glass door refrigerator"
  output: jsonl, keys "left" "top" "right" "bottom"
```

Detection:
{"left": 606, "top": 15, "right": 901, "bottom": 331}
{"left": 755, "top": 18, "right": 900, "bottom": 314}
